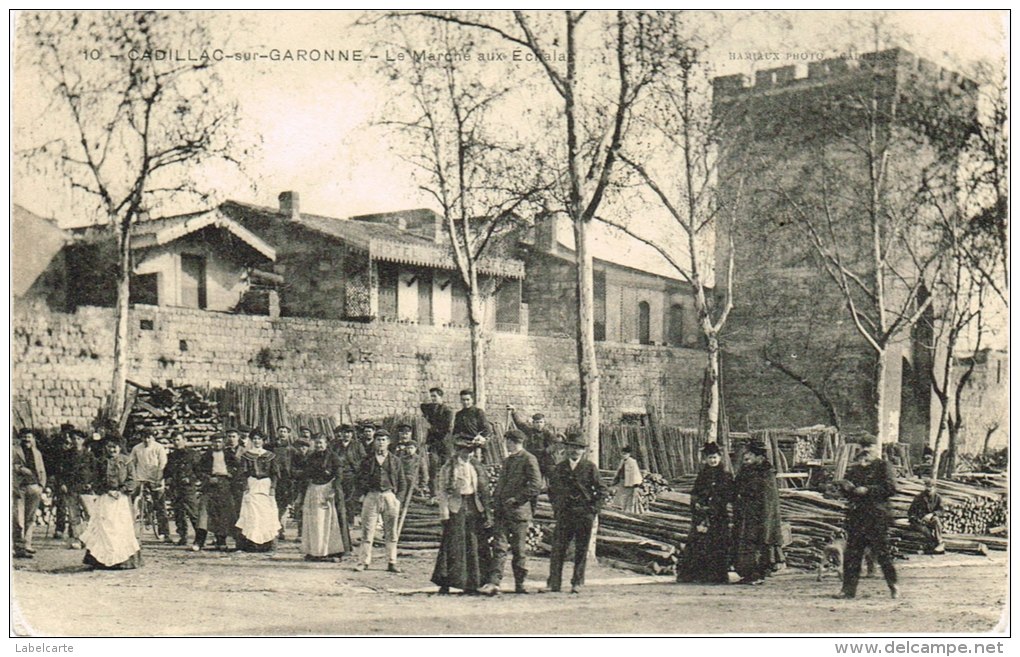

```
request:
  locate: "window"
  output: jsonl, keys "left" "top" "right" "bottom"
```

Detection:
{"left": 130, "top": 273, "right": 159, "bottom": 306}
{"left": 377, "top": 262, "right": 398, "bottom": 320}
{"left": 638, "top": 301, "right": 651, "bottom": 345}
{"left": 668, "top": 303, "right": 685, "bottom": 346}
{"left": 180, "top": 254, "right": 207, "bottom": 309}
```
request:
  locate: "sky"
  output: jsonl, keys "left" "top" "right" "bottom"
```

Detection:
{"left": 12, "top": 10, "right": 1008, "bottom": 226}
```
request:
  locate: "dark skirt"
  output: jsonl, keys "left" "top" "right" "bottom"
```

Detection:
{"left": 431, "top": 495, "right": 488, "bottom": 592}
{"left": 677, "top": 524, "right": 731, "bottom": 584}
{"left": 735, "top": 541, "right": 777, "bottom": 581}
{"left": 237, "top": 536, "right": 275, "bottom": 552}
{"left": 84, "top": 550, "right": 143, "bottom": 570}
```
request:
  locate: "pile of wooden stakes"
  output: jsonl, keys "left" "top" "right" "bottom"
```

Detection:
{"left": 123, "top": 381, "right": 221, "bottom": 447}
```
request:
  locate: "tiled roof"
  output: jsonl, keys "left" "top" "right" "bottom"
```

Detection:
{"left": 220, "top": 200, "right": 525, "bottom": 279}
{"left": 68, "top": 209, "right": 276, "bottom": 261}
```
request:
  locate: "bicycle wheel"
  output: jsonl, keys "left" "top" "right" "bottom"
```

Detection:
{"left": 146, "top": 489, "right": 160, "bottom": 539}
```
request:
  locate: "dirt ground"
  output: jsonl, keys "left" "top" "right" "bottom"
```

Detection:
{"left": 11, "top": 529, "right": 1008, "bottom": 636}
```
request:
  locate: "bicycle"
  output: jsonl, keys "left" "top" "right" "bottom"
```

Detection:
{"left": 133, "top": 481, "right": 163, "bottom": 540}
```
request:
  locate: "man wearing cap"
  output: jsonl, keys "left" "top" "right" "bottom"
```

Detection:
{"left": 49, "top": 423, "right": 79, "bottom": 539}
{"left": 165, "top": 433, "right": 202, "bottom": 546}
{"left": 486, "top": 429, "right": 543, "bottom": 594}
{"left": 129, "top": 429, "right": 172, "bottom": 542}
{"left": 547, "top": 433, "right": 606, "bottom": 594}
{"left": 432, "top": 435, "right": 495, "bottom": 594}
{"left": 835, "top": 439, "right": 899, "bottom": 599}
{"left": 394, "top": 425, "right": 429, "bottom": 498}
{"left": 908, "top": 478, "right": 945, "bottom": 555}
{"left": 13, "top": 429, "right": 47, "bottom": 558}
{"left": 421, "top": 387, "right": 455, "bottom": 494}
{"left": 354, "top": 430, "right": 407, "bottom": 573}
{"left": 507, "top": 405, "right": 558, "bottom": 479}
{"left": 732, "top": 441, "right": 783, "bottom": 585}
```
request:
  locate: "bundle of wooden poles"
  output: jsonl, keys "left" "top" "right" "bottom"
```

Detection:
{"left": 390, "top": 470, "right": 1006, "bottom": 576}
{"left": 123, "top": 381, "right": 221, "bottom": 446}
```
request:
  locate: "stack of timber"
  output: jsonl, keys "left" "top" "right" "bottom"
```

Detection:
{"left": 124, "top": 381, "right": 221, "bottom": 447}
{"left": 209, "top": 383, "right": 289, "bottom": 437}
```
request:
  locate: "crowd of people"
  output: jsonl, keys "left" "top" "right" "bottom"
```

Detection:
{"left": 13, "top": 387, "right": 929, "bottom": 598}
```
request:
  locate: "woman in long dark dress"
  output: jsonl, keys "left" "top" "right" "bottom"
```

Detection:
{"left": 732, "top": 441, "right": 783, "bottom": 585}
{"left": 81, "top": 439, "right": 142, "bottom": 570}
{"left": 431, "top": 436, "right": 493, "bottom": 594}
{"left": 235, "top": 430, "right": 281, "bottom": 552}
{"left": 677, "top": 442, "right": 733, "bottom": 584}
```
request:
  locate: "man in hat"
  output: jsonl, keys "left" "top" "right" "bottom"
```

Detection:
{"left": 486, "top": 429, "right": 543, "bottom": 595}
{"left": 354, "top": 430, "right": 407, "bottom": 573}
{"left": 732, "top": 440, "right": 783, "bottom": 585}
{"left": 165, "top": 433, "right": 202, "bottom": 546}
{"left": 61, "top": 430, "right": 96, "bottom": 550}
{"left": 129, "top": 429, "right": 172, "bottom": 542}
{"left": 421, "top": 387, "right": 455, "bottom": 494}
{"left": 49, "top": 425, "right": 80, "bottom": 539}
{"left": 13, "top": 429, "right": 47, "bottom": 558}
{"left": 507, "top": 405, "right": 558, "bottom": 480}
{"left": 432, "top": 434, "right": 495, "bottom": 594}
{"left": 834, "top": 438, "right": 899, "bottom": 599}
{"left": 332, "top": 424, "right": 364, "bottom": 525}
{"left": 908, "top": 478, "right": 946, "bottom": 555}
{"left": 547, "top": 432, "right": 607, "bottom": 594}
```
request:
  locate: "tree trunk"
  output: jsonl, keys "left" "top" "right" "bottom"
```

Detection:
{"left": 874, "top": 348, "right": 894, "bottom": 444}
{"left": 704, "top": 333, "right": 721, "bottom": 443}
{"left": 573, "top": 218, "right": 600, "bottom": 454}
{"left": 110, "top": 218, "right": 132, "bottom": 421}
{"left": 466, "top": 289, "right": 487, "bottom": 408}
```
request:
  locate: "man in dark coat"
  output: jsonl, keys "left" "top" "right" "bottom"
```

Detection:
{"left": 507, "top": 405, "right": 559, "bottom": 481}
{"left": 908, "top": 478, "right": 945, "bottom": 554}
{"left": 452, "top": 390, "right": 490, "bottom": 441}
{"left": 432, "top": 435, "right": 495, "bottom": 594}
{"left": 50, "top": 424, "right": 78, "bottom": 539}
{"left": 486, "top": 429, "right": 543, "bottom": 594}
{"left": 547, "top": 433, "right": 607, "bottom": 594}
{"left": 273, "top": 425, "right": 298, "bottom": 540}
{"left": 678, "top": 442, "right": 734, "bottom": 584}
{"left": 836, "top": 440, "right": 899, "bottom": 599}
{"left": 732, "top": 441, "right": 783, "bottom": 585}
{"left": 165, "top": 433, "right": 202, "bottom": 546}
{"left": 421, "top": 387, "right": 454, "bottom": 494}
{"left": 332, "top": 424, "right": 364, "bottom": 526}
{"left": 195, "top": 434, "right": 240, "bottom": 550}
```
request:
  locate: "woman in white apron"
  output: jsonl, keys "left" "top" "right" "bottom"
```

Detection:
{"left": 235, "top": 430, "right": 281, "bottom": 552}
{"left": 81, "top": 439, "right": 142, "bottom": 569}
{"left": 612, "top": 446, "right": 645, "bottom": 514}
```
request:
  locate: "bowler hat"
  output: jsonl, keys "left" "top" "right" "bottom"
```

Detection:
{"left": 563, "top": 432, "right": 587, "bottom": 448}
{"left": 453, "top": 433, "right": 479, "bottom": 450}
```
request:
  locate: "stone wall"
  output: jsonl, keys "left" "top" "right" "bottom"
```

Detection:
{"left": 11, "top": 303, "right": 707, "bottom": 431}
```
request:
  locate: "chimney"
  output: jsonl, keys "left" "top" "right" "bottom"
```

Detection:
{"left": 534, "top": 212, "right": 559, "bottom": 254}
{"left": 278, "top": 191, "right": 300, "bottom": 220}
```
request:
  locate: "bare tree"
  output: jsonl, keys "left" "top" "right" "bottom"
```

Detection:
{"left": 377, "top": 11, "right": 654, "bottom": 457}
{"left": 377, "top": 25, "right": 548, "bottom": 406}
{"left": 18, "top": 11, "right": 246, "bottom": 419}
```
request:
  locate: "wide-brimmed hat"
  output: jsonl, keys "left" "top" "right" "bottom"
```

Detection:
{"left": 453, "top": 433, "right": 481, "bottom": 450}
{"left": 746, "top": 441, "right": 768, "bottom": 457}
